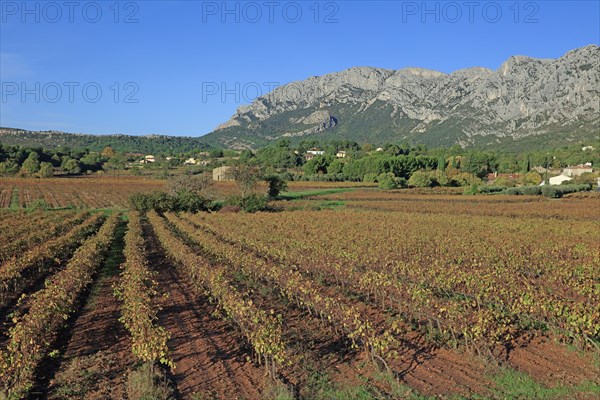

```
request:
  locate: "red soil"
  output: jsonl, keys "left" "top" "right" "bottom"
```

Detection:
{"left": 46, "top": 270, "right": 134, "bottom": 399}
{"left": 145, "top": 222, "right": 268, "bottom": 399}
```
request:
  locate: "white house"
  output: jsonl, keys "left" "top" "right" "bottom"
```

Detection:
{"left": 144, "top": 155, "right": 155, "bottom": 163}
{"left": 184, "top": 158, "right": 197, "bottom": 165}
{"left": 563, "top": 164, "right": 593, "bottom": 177}
{"left": 582, "top": 146, "right": 595, "bottom": 151}
{"left": 306, "top": 148, "right": 325, "bottom": 155}
{"left": 540, "top": 174, "right": 573, "bottom": 186}
{"left": 336, "top": 150, "right": 347, "bottom": 158}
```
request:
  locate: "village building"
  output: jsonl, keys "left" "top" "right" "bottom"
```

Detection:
{"left": 546, "top": 174, "right": 573, "bottom": 185}
{"left": 306, "top": 148, "right": 325, "bottom": 155}
{"left": 212, "top": 166, "right": 232, "bottom": 181}
{"left": 304, "top": 153, "right": 316, "bottom": 161}
{"left": 184, "top": 158, "right": 198, "bottom": 165}
{"left": 336, "top": 150, "right": 347, "bottom": 158}
{"left": 563, "top": 164, "right": 593, "bottom": 177}
{"left": 540, "top": 174, "right": 573, "bottom": 186}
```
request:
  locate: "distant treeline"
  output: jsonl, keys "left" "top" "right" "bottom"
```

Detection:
{"left": 244, "top": 139, "right": 600, "bottom": 181}
{"left": 0, "top": 128, "right": 211, "bottom": 154}
{"left": 1, "top": 137, "right": 599, "bottom": 187}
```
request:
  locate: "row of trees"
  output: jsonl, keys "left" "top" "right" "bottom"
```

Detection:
{"left": 0, "top": 145, "right": 123, "bottom": 177}
{"left": 249, "top": 139, "right": 600, "bottom": 177}
{"left": 2, "top": 138, "right": 599, "bottom": 183}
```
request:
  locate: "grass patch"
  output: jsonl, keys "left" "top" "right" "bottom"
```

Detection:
{"left": 127, "top": 362, "right": 173, "bottom": 400}
{"left": 263, "top": 382, "right": 295, "bottom": 400}
{"left": 278, "top": 188, "right": 353, "bottom": 200}
{"left": 9, "top": 188, "right": 20, "bottom": 209}
{"left": 84, "top": 215, "right": 127, "bottom": 309}
{"left": 373, "top": 371, "right": 438, "bottom": 399}
{"left": 49, "top": 352, "right": 121, "bottom": 399}
{"left": 491, "top": 367, "right": 600, "bottom": 399}
{"left": 317, "top": 200, "right": 346, "bottom": 209}
{"left": 298, "top": 369, "right": 430, "bottom": 400}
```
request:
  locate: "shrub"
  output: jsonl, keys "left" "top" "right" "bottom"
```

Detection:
{"left": 226, "top": 194, "right": 270, "bottom": 213}
{"left": 377, "top": 173, "right": 399, "bottom": 190}
{"left": 451, "top": 172, "right": 481, "bottom": 187}
{"left": 219, "top": 205, "right": 241, "bottom": 213}
{"left": 522, "top": 171, "right": 542, "bottom": 186}
{"left": 541, "top": 186, "right": 560, "bottom": 198}
{"left": 494, "top": 177, "right": 516, "bottom": 187}
{"left": 541, "top": 184, "right": 590, "bottom": 198}
{"left": 521, "top": 186, "right": 542, "bottom": 195}
{"left": 503, "top": 187, "right": 521, "bottom": 196}
{"left": 408, "top": 170, "right": 433, "bottom": 188}
{"left": 478, "top": 186, "right": 504, "bottom": 194}
{"left": 129, "top": 191, "right": 211, "bottom": 213}
{"left": 463, "top": 183, "right": 479, "bottom": 195}
{"left": 176, "top": 191, "right": 212, "bottom": 213}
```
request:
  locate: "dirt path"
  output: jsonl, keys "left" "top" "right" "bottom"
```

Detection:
{"left": 42, "top": 221, "right": 134, "bottom": 399}
{"left": 144, "top": 221, "right": 266, "bottom": 400}
{"left": 507, "top": 337, "right": 600, "bottom": 387}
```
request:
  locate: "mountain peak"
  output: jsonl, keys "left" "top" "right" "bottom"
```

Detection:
{"left": 204, "top": 45, "right": 600, "bottom": 150}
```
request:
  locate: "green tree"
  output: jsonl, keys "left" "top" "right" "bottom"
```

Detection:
{"left": 80, "top": 152, "right": 103, "bottom": 171}
{"left": 21, "top": 152, "right": 40, "bottom": 175}
{"left": 451, "top": 172, "right": 481, "bottom": 187}
{"left": 239, "top": 149, "right": 255, "bottom": 163}
{"left": 303, "top": 155, "right": 333, "bottom": 175}
{"left": 0, "top": 160, "right": 20, "bottom": 176}
{"left": 494, "top": 177, "right": 516, "bottom": 187}
{"left": 209, "top": 149, "right": 224, "bottom": 158}
{"left": 437, "top": 154, "right": 446, "bottom": 171}
{"left": 408, "top": 170, "right": 433, "bottom": 188}
{"left": 327, "top": 159, "right": 345, "bottom": 175}
{"left": 377, "top": 172, "right": 403, "bottom": 190}
{"left": 429, "top": 170, "right": 449, "bottom": 186}
{"left": 38, "top": 162, "right": 54, "bottom": 178}
{"left": 62, "top": 158, "right": 81, "bottom": 175}
{"left": 265, "top": 175, "right": 288, "bottom": 198}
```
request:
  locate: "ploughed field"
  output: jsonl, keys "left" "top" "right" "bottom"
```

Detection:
{"left": 0, "top": 190, "right": 599, "bottom": 399}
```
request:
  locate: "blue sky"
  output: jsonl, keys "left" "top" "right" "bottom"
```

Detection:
{"left": 1, "top": 0, "right": 598, "bottom": 137}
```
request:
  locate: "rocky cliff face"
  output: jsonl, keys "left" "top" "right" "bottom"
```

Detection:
{"left": 203, "top": 45, "right": 599, "bottom": 150}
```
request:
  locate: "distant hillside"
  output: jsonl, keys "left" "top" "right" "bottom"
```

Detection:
{"left": 0, "top": 128, "right": 211, "bottom": 154}
{"left": 201, "top": 45, "right": 600, "bottom": 151}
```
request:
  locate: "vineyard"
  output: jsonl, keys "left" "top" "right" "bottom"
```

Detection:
{"left": 0, "top": 177, "right": 373, "bottom": 209}
{"left": 0, "top": 182, "right": 598, "bottom": 399}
